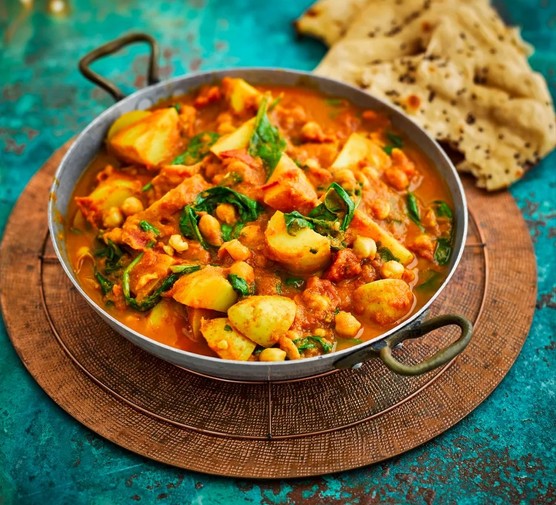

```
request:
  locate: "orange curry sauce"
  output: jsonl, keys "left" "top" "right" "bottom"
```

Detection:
{"left": 66, "top": 78, "right": 454, "bottom": 360}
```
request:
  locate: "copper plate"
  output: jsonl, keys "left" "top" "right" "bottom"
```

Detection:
{"left": 0, "top": 143, "right": 536, "bottom": 478}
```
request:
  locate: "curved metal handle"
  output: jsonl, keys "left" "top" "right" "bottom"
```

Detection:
{"left": 78, "top": 32, "right": 160, "bottom": 101}
{"left": 378, "top": 314, "right": 473, "bottom": 375}
{"left": 334, "top": 314, "right": 473, "bottom": 376}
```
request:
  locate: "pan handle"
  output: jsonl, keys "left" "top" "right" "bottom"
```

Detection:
{"left": 78, "top": 32, "right": 160, "bottom": 101}
{"left": 334, "top": 314, "right": 473, "bottom": 376}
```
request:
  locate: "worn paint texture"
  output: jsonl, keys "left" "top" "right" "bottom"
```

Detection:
{"left": 0, "top": 0, "right": 554, "bottom": 504}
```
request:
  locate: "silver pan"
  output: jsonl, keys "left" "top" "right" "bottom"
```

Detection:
{"left": 48, "top": 33, "right": 472, "bottom": 381}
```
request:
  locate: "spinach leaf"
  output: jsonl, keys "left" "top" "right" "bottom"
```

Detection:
{"left": 122, "top": 253, "right": 200, "bottom": 311}
{"left": 141, "top": 181, "right": 153, "bottom": 192}
{"left": 283, "top": 183, "right": 357, "bottom": 236}
{"left": 248, "top": 97, "right": 286, "bottom": 176}
{"left": 406, "top": 192, "right": 424, "bottom": 230}
{"left": 228, "top": 274, "right": 253, "bottom": 297}
{"left": 310, "top": 182, "right": 356, "bottom": 231}
{"left": 283, "top": 211, "right": 316, "bottom": 234}
{"left": 434, "top": 238, "right": 452, "bottom": 265}
{"left": 94, "top": 239, "right": 123, "bottom": 273}
{"left": 139, "top": 220, "right": 160, "bottom": 236}
{"left": 218, "top": 171, "right": 243, "bottom": 187}
{"left": 172, "top": 131, "right": 220, "bottom": 165}
{"left": 221, "top": 222, "right": 245, "bottom": 242}
{"left": 383, "top": 131, "right": 404, "bottom": 155}
{"left": 180, "top": 187, "right": 260, "bottom": 250}
{"left": 194, "top": 187, "right": 262, "bottom": 223}
{"left": 179, "top": 205, "right": 209, "bottom": 250}
{"left": 433, "top": 200, "right": 453, "bottom": 219}
{"left": 325, "top": 98, "right": 345, "bottom": 107}
{"left": 294, "top": 336, "right": 333, "bottom": 354}
{"left": 336, "top": 337, "right": 363, "bottom": 346}
{"left": 268, "top": 96, "right": 282, "bottom": 111}
{"left": 416, "top": 271, "right": 442, "bottom": 292}
{"left": 377, "top": 246, "right": 400, "bottom": 263}
{"left": 170, "top": 264, "right": 202, "bottom": 274}
{"left": 94, "top": 270, "right": 114, "bottom": 296}
{"left": 284, "top": 277, "right": 305, "bottom": 289}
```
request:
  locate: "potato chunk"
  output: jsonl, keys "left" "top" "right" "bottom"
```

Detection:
{"left": 228, "top": 295, "right": 296, "bottom": 348}
{"left": 187, "top": 307, "right": 221, "bottom": 341}
{"left": 172, "top": 266, "right": 238, "bottom": 312}
{"left": 75, "top": 172, "right": 141, "bottom": 228}
{"left": 350, "top": 210, "right": 414, "bottom": 266}
{"left": 210, "top": 117, "right": 256, "bottom": 157}
{"left": 353, "top": 279, "right": 414, "bottom": 325}
{"left": 265, "top": 211, "right": 331, "bottom": 273}
{"left": 222, "top": 77, "right": 261, "bottom": 114}
{"left": 332, "top": 133, "right": 391, "bottom": 171}
{"left": 107, "top": 110, "right": 152, "bottom": 140}
{"left": 108, "top": 108, "right": 181, "bottom": 168}
{"left": 263, "top": 154, "right": 318, "bottom": 212}
{"left": 201, "top": 318, "right": 256, "bottom": 360}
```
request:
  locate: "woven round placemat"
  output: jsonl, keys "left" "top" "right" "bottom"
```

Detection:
{"left": 0, "top": 143, "right": 536, "bottom": 478}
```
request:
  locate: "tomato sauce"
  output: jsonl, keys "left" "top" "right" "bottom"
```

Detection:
{"left": 66, "top": 78, "right": 454, "bottom": 361}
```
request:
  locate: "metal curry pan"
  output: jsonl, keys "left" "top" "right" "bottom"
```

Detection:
{"left": 48, "top": 33, "right": 472, "bottom": 382}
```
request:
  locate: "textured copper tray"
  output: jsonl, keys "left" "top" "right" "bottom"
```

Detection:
{"left": 0, "top": 143, "right": 536, "bottom": 478}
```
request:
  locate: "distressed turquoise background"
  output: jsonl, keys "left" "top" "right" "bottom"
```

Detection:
{"left": 0, "top": 0, "right": 555, "bottom": 504}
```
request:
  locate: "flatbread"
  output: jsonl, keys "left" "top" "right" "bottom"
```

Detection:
{"left": 302, "top": 0, "right": 556, "bottom": 190}
{"left": 294, "top": 0, "right": 369, "bottom": 46}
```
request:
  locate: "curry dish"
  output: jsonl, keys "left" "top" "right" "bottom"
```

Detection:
{"left": 66, "top": 77, "right": 454, "bottom": 362}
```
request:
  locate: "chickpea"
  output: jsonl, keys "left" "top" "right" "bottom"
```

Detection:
{"left": 121, "top": 196, "right": 144, "bottom": 216}
{"left": 259, "top": 348, "right": 287, "bottom": 362}
{"left": 239, "top": 224, "right": 264, "bottom": 248}
{"left": 102, "top": 206, "right": 123, "bottom": 228}
{"left": 300, "top": 121, "right": 331, "bottom": 142}
{"left": 229, "top": 261, "right": 255, "bottom": 284}
{"left": 226, "top": 159, "right": 250, "bottom": 174}
{"left": 279, "top": 335, "right": 301, "bottom": 360}
{"left": 411, "top": 234, "right": 435, "bottom": 260}
{"left": 217, "top": 122, "right": 236, "bottom": 135}
{"left": 370, "top": 200, "right": 390, "bottom": 220}
{"left": 354, "top": 171, "right": 370, "bottom": 189}
{"left": 332, "top": 168, "right": 357, "bottom": 191}
{"left": 361, "top": 166, "right": 380, "bottom": 180}
{"left": 391, "top": 148, "right": 417, "bottom": 176}
{"left": 198, "top": 214, "right": 222, "bottom": 246}
{"left": 335, "top": 311, "right": 362, "bottom": 338}
{"left": 313, "top": 328, "right": 327, "bottom": 337}
{"left": 421, "top": 208, "right": 438, "bottom": 229}
{"left": 169, "top": 234, "right": 189, "bottom": 253}
{"left": 162, "top": 245, "right": 174, "bottom": 257}
{"left": 219, "top": 239, "right": 250, "bottom": 261}
{"left": 103, "top": 227, "right": 122, "bottom": 244}
{"left": 216, "top": 113, "right": 235, "bottom": 135}
{"left": 304, "top": 158, "right": 320, "bottom": 170}
{"left": 353, "top": 236, "right": 377, "bottom": 259}
{"left": 381, "top": 260, "right": 405, "bottom": 279}
{"left": 403, "top": 269, "right": 416, "bottom": 284}
{"left": 215, "top": 203, "right": 238, "bottom": 224}
{"left": 216, "top": 112, "right": 233, "bottom": 124}
{"left": 384, "top": 167, "right": 409, "bottom": 190}
{"left": 302, "top": 292, "right": 330, "bottom": 313}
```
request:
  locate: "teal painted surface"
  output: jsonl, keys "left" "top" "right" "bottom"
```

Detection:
{"left": 0, "top": 0, "right": 555, "bottom": 503}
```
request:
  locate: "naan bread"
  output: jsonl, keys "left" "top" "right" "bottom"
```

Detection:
{"left": 302, "top": 0, "right": 556, "bottom": 190}
{"left": 294, "top": 0, "right": 369, "bottom": 46}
